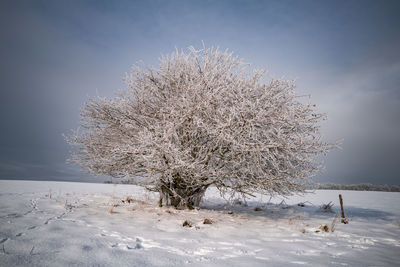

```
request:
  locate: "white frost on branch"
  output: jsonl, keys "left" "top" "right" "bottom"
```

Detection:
{"left": 66, "top": 46, "right": 336, "bottom": 207}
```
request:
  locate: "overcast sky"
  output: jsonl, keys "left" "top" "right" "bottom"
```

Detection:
{"left": 0, "top": 0, "right": 399, "bottom": 184}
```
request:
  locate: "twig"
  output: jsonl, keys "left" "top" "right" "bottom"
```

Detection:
{"left": 108, "top": 206, "right": 115, "bottom": 214}
{"left": 320, "top": 201, "right": 334, "bottom": 212}
{"left": 2, "top": 244, "right": 6, "bottom": 254}
{"left": 330, "top": 212, "right": 340, "bottom": 232}
{"left": 29, "top": 246, "right": 35, "bottom": 256}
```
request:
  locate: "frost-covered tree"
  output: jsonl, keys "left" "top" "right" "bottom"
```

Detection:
{"left": 67, "top": 46, "right": 335, "bottom": 209}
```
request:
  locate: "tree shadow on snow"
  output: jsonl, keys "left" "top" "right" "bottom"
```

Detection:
{"left": 199, "top": 198, "right": 396, "bottom": 222}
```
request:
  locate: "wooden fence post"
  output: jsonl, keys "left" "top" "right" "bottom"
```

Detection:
{"left": 339, "top": 194, "right": 348, "bottom": 224}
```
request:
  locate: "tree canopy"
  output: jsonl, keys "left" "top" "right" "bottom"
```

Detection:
{"left": 67, "top": 46, "right": 335, "bottom": 208}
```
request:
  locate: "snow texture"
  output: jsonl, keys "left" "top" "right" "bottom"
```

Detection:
{"left": 0, "top": 180, "right": 399, "bottom": 266}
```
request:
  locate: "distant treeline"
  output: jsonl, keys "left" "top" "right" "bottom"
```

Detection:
{"left": 314, "top": 183, "right": 400, "bottom": 192}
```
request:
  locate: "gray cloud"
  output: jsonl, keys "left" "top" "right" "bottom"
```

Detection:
{"left": 0, "top": 0, "right": 399, "bottom": 184}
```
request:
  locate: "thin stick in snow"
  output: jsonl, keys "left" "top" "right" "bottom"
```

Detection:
{"left": 339, "top": 194, "right": 349, "bottom": 224}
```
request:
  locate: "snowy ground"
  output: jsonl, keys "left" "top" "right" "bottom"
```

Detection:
{"left": 0, "top": 180, "right": 399, "bottom": 266}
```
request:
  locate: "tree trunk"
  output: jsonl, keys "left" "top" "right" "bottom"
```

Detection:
{"left": 158, "top": 182, "right": 208, "bottom": 209}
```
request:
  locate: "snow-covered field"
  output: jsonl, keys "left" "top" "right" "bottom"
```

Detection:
{"left": 0, "top": 180, "right": 399, "bottom": 266}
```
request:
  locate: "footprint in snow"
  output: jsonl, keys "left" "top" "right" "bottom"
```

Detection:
{"left": 6, "top": 213, "right": 21, "bottom": 218}
{"left": 82, "top": 245, "right": 93, "bottom": 251}
{"left": 135, "top": 238, "right": 143, "bottom": 249}
{"left": 126, "top": 244, "right": 143, "bottom": 250}
{"left": 110, "top": 238, "right": 143, "bottom": 250}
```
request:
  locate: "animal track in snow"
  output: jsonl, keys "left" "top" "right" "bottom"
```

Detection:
{"left": 44, "top": 212, "right": 66, "bottom": 225}
{"left": 294, "top": 249, "right": 319, "bottom": 256}
{"left": 110, "top": 238, "right": 143, "bottom": 250}
{"left": 4, "top": 213, "right": 21, "bottom": 219}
